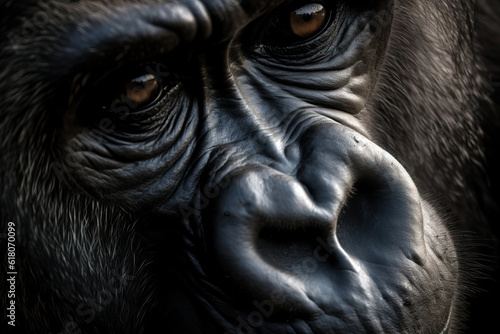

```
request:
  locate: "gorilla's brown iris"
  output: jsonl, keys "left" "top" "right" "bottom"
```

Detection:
{"left": 124, "top": 73, "right": 161, "bottom": 107}
{"left": 290, "top": 3, "right": 326, "bottom": 38}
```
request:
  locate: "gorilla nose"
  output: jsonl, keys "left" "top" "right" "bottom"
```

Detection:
{"left": 211, "top": 124, "right": 426, "bottom": 318}
{"left": 212, "top": 167, "right": 349, "bottom": 316}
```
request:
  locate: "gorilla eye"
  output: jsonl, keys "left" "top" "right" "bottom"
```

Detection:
{"left": 104, "top": 64, "right": 178, "bottom": 113}
{"left": 256, "top": 1, "right": 336, "bottom": 48}
{"left": 124, "top": 74, "right": 161, "bottom": 107}
{"left": 74, "top": 63, "right": 183, "bottom": 127}
{"left": 290, "top": 4, "right": 327, "bottom": 38}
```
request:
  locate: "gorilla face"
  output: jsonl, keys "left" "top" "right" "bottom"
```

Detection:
{"left": 0, "top": 0, "right": 498, "bottom": 333}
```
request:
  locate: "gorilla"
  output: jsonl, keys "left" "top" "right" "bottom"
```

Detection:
{"left": 1, "top": 0, "right": 500, "bottom": 333}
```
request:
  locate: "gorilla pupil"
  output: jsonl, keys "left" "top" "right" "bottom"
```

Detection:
{"left": 290, "top": 3, "right": 326, "bottom": 38}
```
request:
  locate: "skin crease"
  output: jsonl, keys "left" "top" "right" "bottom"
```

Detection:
{"left": 0, "top": 0, "right": 499, "bottom": 333}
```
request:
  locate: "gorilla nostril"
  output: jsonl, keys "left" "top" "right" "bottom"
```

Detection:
{"left": 335, "top": 174, "right": 425, "bottom": 265}
{"left": 258, "top": 226, "right": 315, "bottom": 245}
{"left": 256, "top": 226, "right": 332, "bottom": 274}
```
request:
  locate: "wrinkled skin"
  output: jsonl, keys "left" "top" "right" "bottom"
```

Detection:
{"left": 1, "top": 0, "right": 499, "bottom": 333}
